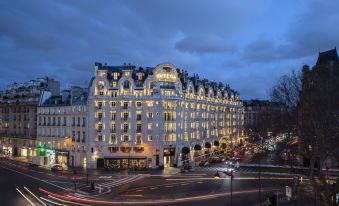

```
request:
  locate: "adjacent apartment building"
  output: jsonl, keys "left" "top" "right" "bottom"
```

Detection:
{"left": 36, "top": 86, "right": 88, "bottom": 168}
{"left": 87, "top": 62, "right": 244, "bottom": 169}
{"left": 0, "top": 77, "right": 60, "bottom": 157}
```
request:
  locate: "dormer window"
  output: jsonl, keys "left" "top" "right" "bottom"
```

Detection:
{"left": 113, "top": 73, "right": 118, "bottom": 80}
{"left": 137, "top": 72, "right": 143, "bottom": 80}
{"left": 123, "top": 80, "right": 130, "bottom": 89}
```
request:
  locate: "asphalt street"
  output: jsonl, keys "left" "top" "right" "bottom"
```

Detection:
{"left": 0, "top": 157, "right": 301, "bottom": 206}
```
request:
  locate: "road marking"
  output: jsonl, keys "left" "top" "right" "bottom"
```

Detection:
{"left": 16, "top": 188, "right": 35, "bottom": 206}
{"left": 24, "top": 186, "right": 47, "bottom": 206}
{"left": 121, "top": 194, "right": 143, "bottom": 197}
{"left": 150, "top": 187, "right": 158, "bottom": 190}
{"left": 98, "top": 176, "right": 112, "bottom": 179}
{"left": 40, "top": 196, "right": 66, "bottom": 206}
{"left": 1, "top": 166, "right": 66, "bottom": 190}
{"left": 48, "top": 195, "right": 91, "bottom": 206}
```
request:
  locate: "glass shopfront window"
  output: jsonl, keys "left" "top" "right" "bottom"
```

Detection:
{"left": 105, "top": 158, "right": 147, "bottom": 170}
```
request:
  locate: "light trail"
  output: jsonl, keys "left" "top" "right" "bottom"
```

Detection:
{"left": 48, "top": 195, "right": 91, "bottom": 206}
{"left": 24, "top": 186, "right": 47, "bottom": 206}
{"left": 39, "top": 187, "right": 280, "bottom": 205}
{"left": 16, "top": 188, "right": 35, "bottom": 206}
{"left": 40, "top": 196, "right": 67, "bottom": 206}
{"left": 165, "top": 177, "right": 295, "bottom": 181}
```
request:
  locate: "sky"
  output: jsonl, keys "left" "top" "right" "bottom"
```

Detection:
{"left": 1, "top": 0, "right": 339, "bottom": 99}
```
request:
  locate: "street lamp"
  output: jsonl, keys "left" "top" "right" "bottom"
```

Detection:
{"left": 214, "top": 169, "right": 234, "bottom": 206}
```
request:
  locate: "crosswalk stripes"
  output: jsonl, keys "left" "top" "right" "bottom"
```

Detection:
{"left": 96, "top": 175, "right": 144, "bottom": 190}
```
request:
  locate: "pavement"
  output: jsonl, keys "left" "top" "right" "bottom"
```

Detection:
{"left": 1, "top": 153, "right": 335, "bottom": 206}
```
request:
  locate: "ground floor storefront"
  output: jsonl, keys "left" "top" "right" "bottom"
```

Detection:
{"left": 101, "top": 157, "right": 148, "bottom": 170}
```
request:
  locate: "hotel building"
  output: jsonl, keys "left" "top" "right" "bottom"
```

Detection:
{"left": 87, "top": 62, "right": 244, "bottom": 169}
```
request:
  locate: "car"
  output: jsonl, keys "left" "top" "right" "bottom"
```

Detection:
{"left": 209, "top": 157, "right": 218, "bottom": 163}
{"left": 29, "top": 163, "right": 39, "bottom": 167}
{"left": 51, "top": 164, "right": 63, "bottom": 171}
{"left": 199, "top": 160, "right": 209, "bottom": 167}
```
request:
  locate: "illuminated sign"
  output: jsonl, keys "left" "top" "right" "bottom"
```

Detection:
{"left": 155, "top": 69, "right": 177, "bottom": 82}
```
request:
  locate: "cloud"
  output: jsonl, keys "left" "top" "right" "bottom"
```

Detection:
{"left": 175, "top": 34, "right": 235, "bottom": 54}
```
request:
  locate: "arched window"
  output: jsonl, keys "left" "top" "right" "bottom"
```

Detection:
{"left": 123, "top": 80, "right": 130, "bottom": 89}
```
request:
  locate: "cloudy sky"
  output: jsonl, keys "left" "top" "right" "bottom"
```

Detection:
{"left": 1, "top": 0, "right": 338, "bottom": 99}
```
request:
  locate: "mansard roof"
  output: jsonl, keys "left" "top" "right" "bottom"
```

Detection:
{"left": 93, "top": 62, "right": 240, "bottom": 99}
{"left": 316, "top": 48, "right": 338, "bottom": 65}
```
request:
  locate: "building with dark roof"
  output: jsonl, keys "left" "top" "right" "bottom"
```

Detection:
{"left": 0, "top": 77, "right": 60, "bottom": 157}
{"left": 298, "top": 48, "right": 339, "bottom": 168}
{"left": 36, "top": 86, "right": 88, "bottom": 167}
{"left": 87, "top": 62, "right": 244, "bottom": 169}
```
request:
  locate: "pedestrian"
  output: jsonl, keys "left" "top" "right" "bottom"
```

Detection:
{"left": 236, "top": 161, "right": 239, "bottom": 169}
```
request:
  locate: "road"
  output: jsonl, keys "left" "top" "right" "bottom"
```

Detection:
{"left": 0, "top": 157, "right": 305, "bottom": 206}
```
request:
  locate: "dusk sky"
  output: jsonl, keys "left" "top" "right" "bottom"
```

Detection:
{"left": 1, "top": 0, "right": 338, "bottom": 99}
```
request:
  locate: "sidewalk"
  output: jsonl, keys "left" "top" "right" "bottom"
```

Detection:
{"left": 253, "top": 178, "right": 316, "bottom": 206}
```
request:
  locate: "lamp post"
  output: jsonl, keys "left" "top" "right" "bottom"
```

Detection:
{"left": 258, "top": 135, "right": 263, "bottom": 206}
{"left": 214, "top": 169, "right": 234, "bottom": 206}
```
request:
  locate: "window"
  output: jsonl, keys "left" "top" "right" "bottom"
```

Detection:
{"left": 123, "top": 80, "right": 130, "bottom": 89}
{"left": 63, "top": 117, "right": 66, "bottom": 126}
{"left": 72, "top": 117, "right": 75, "bottom": 126}
{"left": 148, "top": 123, "right": 152, "bottom": 130}
{"left": 82, "top": 132, "right": 86, "bottom": 142}
{"left": 123, "top": 123, "right": 129, "bottom": 132}
{"left": 111, "top": 113, "right": 116, "bottom": 121}
{"left": 97, "top": 102, "right": 103, "bottom": 109}
{"left": 97, "top": 123, "right": 103, "bottom": 131}
{"left": 123, "top": 102, "right": 128, "bottom": 109}
{"left": 148, "top": 135, "right": 152, "bottom": 141}
{"left": 148, "top": 112, "right": 153, "bottom": 118}
{"left": 72, "top": 131, "right": 75, "bottom": 141}
{"left": 123, "top": 135, "right": 129, "bottom": 142}
{"left": 82, "top": 117, "right": 86, "bottom": 127}
{"left": 136, "top": 101, "right": 142, "bottom": 108}
{"left": 98, "top": 113, "right": 103, "bottom": 120}
{"left": 98, "top": 135, "right": 103, "bottom": 141}
{"left": 123, "top": 112, "right": 129, "bottom": 121}
{"left": 77, "top": 131, "right": 80, "bottom": 142}
{"left": 113, "top": 72, "right": 118, "bottom": 80}
{"left": 57, "top": 117, "right": 60, "bottom": 126}
{"left": 111, "top": 123, "right": 116, "bottom": 132}
{"left": 110, "top": 134, "right": 116, "bottom": 144}
{"left": 136, "top": 113, "right": 142, "bottom": 121}
{"left": 136, "top": 135, "right": 142, "bottom": 145}
{"left": 136, "top": 124, "right": 142, "bottom": 133}
{"left": 77, "top": 117, "right": 80, "bottom": 126}
{"left": 111, "top": 101, "right": 116, "bottom": 107}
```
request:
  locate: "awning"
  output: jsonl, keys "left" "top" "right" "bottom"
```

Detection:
{"left": 205, "top": 142, "right": 211, "bottom": 148}
{"left": 214, "top": 140, "right": 220, "bottom": 147}
{"left": 194, "top": 144, "right": 202, "bottom": 151}
{"left": 181, "top": 147, "right": 190, "bottom": 154}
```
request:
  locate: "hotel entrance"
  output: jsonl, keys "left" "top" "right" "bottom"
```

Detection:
{"left": 164, "top": 147, "right": 175, "bottom": 167}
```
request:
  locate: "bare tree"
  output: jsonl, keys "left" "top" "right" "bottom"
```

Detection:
{"left": 269, "top": 69, "right": 301, "bottom": 134}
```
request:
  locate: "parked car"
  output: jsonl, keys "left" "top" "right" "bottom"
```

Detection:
{"left": 209, "top": 157, "right": 221, "bottom": 163}
{"left": 51, "top": 164, "right": 63, "bottom": 171}
{"left": 29, "top": 163, "right": 39, "bottom": 167}
{"left": 180, "top": 164, "right": 192, "bottom": 173}
{"left": 199, "top": 160, "right": 209, "bottom": 167}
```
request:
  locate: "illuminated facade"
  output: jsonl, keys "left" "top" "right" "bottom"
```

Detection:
{"left": 37, "top": 87, "right": 88, "bottom": 168}
{"left": 87, "top": 63, "right": 244, "bottom": 169}
{"left": 0, "top": 77, "right": 60, "bottom": 157}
